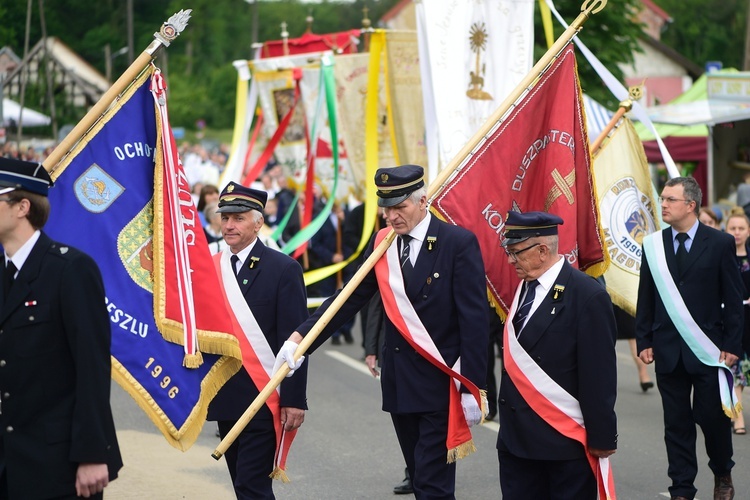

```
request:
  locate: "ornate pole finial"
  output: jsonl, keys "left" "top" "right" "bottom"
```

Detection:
{"left": 362, "top": 4, "right": 372, "bottom": 51}
{"left": 305, "top": 9, "right": 314, "bottom": 34}
{"left": 153, "top": 9, "right": 192, "bottom": 49}
{"left": 281, "top": 21, "right": 290, "bottom": 56}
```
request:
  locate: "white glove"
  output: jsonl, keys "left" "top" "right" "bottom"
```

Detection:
{"left": 272, "top": 340, "right": 305, "bottom": 378}
{"left": 461, "top": 393, "right": 482, "bottom": 427}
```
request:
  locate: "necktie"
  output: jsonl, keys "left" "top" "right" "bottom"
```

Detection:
{"left": 230, "top": 255, "right": 241, "bottom": 276}
{"left": 400, "top": 235, "right": 414, "bottom": 286}
{"left": 513, "top": 279, "right": 539, "bottom": 335}
{"left": 675, "top": 233, "right": 689, "bottom": 275}
{"left": 3, "top": 260, "right": 16, "bottom": 298}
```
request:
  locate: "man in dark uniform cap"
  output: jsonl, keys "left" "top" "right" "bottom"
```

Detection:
{"left": 0, "top": 157, "right": 122, "bottom": 499}
{"left": 207, "top": 181, "right": 308, "bottom": 500}
{"left": 497, "top": 211, "right": 618, "bottom": 500}
{"left": 275, "top": 164, "right": 489, "bottom": 499}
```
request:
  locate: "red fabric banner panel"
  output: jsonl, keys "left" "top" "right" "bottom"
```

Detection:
{"left": 433, "top": 44, "right": 604, "bottom": 315}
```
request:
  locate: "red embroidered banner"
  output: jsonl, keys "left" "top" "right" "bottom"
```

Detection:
{"left": 152, "top": 70, "right": 242, "bottom": 366}
{"left": 432, "top": 44, "right": 605, "bottom": 317}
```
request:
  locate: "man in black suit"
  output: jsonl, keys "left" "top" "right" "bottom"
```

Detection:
{"left": 207, "top": 182, "right": 308, "bottom": 500}
{"left": 0, "top": 157, "right": 122, "bottom": 499}
{"left": 276, "top": 164, "right": 489, "bottom": 499}
{"left": 496, "top": 211, "right": 618, "bottom": 500}
{"left": 636, "top": 176, "right": 744, "bottom": 500}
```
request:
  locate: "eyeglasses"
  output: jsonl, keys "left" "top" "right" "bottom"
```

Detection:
{"left": 504, "top": 242, "right": 541, "bottom": 261}
{"left": 658, "top": 196, "right": 692, "bottom": 204}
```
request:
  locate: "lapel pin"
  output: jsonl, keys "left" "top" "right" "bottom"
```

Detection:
{"left": 60, "top": 247, "right": 68, "bottom": 254}
{"left": 242, "top": 279, "right": 249, "bottom": 285}
{"left": 553, "top": 284, "right": 565, "bottom": 300}
{"left": 426, "top": 236, "right": 437, "bottom": 251}
{"left": 25, "top": 300, "right": 37, "bottom": 307}
{"left": 551, "top": 307, "right": 555, "bottom": 315}
{"left": 249, "top": 256, "right": 260, "bottom": 269}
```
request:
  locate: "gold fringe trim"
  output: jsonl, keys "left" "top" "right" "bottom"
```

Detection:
{"left": 183, "top": 351, "right": 204, "bottom": 369}
{"left": 111, "top": 354, "right": 242, "bottom": 452}
{"left": 446, "top": 439, "right": 477, "bottom": 464}
{"left": 724, "top": 402, "right": 743, "bottom": 420}
{"left": 269, "top": 467, "right": 290, "bottom": 483}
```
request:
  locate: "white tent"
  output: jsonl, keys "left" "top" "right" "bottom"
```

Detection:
{"left": 2, "top": 98, "right": 51, "bottom": 127}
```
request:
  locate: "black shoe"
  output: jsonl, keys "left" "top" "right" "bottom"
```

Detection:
{"left": 714, "top": 473, "right": 734, "bottom": 500}
{"left": 343, "top": 333, "right": 354, "bottom": 344}
{"left": 485, "top": 411, "right": 497, "bottom": 422}
{"left": 393, "top": 468, "right": 413, "bottom": 495}
{"left": 640, "top": 381, "right": 654, "bottom": 392}
{"left": 331, "top": 337, "right": 341, "bottom": 345}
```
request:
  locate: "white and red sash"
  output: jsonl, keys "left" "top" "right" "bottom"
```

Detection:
{"left": 213, "top": 251, "right": 297, "bottom": 481}
{"left": 373, "top": 229, "right": 484, "bottom": 462}
{"left": 503, "top": 281, "right": 616, "bottom": 499}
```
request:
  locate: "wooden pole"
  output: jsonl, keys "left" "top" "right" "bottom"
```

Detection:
{"left": 16, "top": 0, "right": 33, "bottom": 144}
{"left": 211, "top": 0, "right": 609, "bottom": 461}
{"left": 589, "top": 105, "right": 628, "bottom": 156}
{"left": 42, "top": 10, "right": 193, "bottom": 173}
{"left": 38, "top": 0, "right": 58, "bottom": 142}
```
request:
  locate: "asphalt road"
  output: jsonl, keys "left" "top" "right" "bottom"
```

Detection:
{"left": 106, "top": 337, "right": 750, "bottom": 499}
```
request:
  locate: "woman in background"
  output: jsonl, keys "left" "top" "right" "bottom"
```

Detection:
{"left": 724, "top": 208, "right": 750, "bottom": 435}
{"left": 699, "top": 206, "right": 721, "bottom": 229}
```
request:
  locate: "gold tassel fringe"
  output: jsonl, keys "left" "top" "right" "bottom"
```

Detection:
{"left": 183, "top": 351, "right": 204, "bottom": 369}
{"left": 269, "top": 467, "right": 291, "bottom": 483}
{"left": 723, "top": 401, "right": 743, "bottom": 420}
{"left": 446, "top": 439, "right": 477, "bottom": 463}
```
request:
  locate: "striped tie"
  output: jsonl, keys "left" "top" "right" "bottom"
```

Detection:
{"left": 513, "top": 279, "right": 539, "bottom": 335}
{"left": 400, "top": 235, "right": 414, "bottom": 286}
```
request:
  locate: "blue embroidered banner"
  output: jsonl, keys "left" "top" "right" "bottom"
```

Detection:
{"left": 46, "top": 67, "right": 241, "bottom": 450}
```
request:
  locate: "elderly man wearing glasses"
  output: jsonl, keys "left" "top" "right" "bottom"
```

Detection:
{"left": 496, "top": 211, "right": 618, "bottom": 500}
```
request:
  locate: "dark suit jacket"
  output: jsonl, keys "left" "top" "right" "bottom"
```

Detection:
{"left": 497, "top": 261, "right": 618, "bottom": 460}
{"left": 0, "top": 232, "right": 122, "bottom": 499}
{"left": 635, "top": 223, "right": 744, "bottom": 374}
{"left": 208, "top": 239, "right": 309, "bottom": 422}
{"left": 298, "top": 215, "right": 489, "bottom": 413}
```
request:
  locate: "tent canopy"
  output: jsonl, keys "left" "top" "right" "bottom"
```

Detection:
{"left": 2, "top": 98, "right": 51, "bottom": 127}
{"left": 639, "top": 70, "right": 750, "bottom": 129}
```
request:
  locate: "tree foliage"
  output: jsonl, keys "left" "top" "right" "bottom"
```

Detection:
{"left": 655, "top": 0, "right": 746, "bottom": 70}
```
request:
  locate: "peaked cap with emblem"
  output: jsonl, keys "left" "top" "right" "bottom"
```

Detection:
{"left": 375, "top": 164, "right": 425, "bottom": 207}
{"left": 0, "top": 157, "right": 53, "bottom": 196}
{"left": 502, "top": 211, "right": 564, "bottom": 247}
{"left": 216, "top": 182, "right": 268, "bottom": 213}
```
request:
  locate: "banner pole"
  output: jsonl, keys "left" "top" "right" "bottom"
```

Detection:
{"left": 43, "top": 9, "right": 192, "bottom": 173}
{"left": 590, "top": 105, "right": 628, "bottom": 157}
{"left": 212, "top": 0, "right": 608, "bottom": 461}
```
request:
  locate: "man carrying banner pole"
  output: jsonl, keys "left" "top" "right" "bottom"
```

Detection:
{"left": 0, "top": 158, "right": 122, "bottom": 499}
{"left": 208, "top": 182, "right": 308, "bottom": 499}
{"left": 275, "top": 164, "right": 489, "bottom": 499}
{"left": 498, "top": 211, "right": 617, "bottom": 500}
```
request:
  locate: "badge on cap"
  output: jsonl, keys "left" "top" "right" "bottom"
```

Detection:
{"left": 227, "top": 184, "right": 235, "bottom": 193}
{"left": 381, "top": 173, "right": 389, "bottom": 182}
